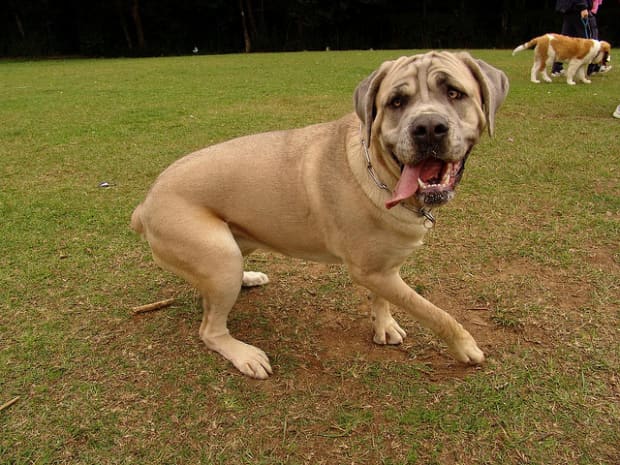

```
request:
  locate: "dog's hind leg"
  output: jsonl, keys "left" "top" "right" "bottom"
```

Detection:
{"left": 530, "top": 61, "right": 541, "bottom": 83}
{"left": 236, "top": 245, "right": 270, "bottom": 288}
{"left": 534, "top": 44, "right": 552, "bottom": 83}
{"left": 541, "top": 58, "right": 553, "bottom": 83}
{"left": 242, "top": 271, "right": 270, "bottom": 287}
{"left": 146, "top": 207, "right": 273, "bottom": 379}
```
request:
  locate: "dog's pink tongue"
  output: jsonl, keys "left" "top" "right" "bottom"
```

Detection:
{"left": 385, "top": 164, "right": 420, "bottom": 209}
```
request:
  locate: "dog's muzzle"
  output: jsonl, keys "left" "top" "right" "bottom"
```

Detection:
{"left": 385, "top": 114, "right": 467, "bottom": 209}
{"left": 410, "top": 114, "right": 449, "bottom": 155}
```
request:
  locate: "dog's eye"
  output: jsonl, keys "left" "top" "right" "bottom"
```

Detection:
{"left": 447, "top": 88, "right": 464, "bottom": 100}
{"left": 389, "top": 96, "right": 405, "bottom": 108}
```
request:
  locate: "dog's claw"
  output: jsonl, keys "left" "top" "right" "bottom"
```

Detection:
{"left": 242, "top": 360, "right": 273, "bottom": 380}
{"left": 447, "top": 334, "right": 485, "bottom": 365}
{"left": 373, "top": 317, "right": 407, "bottom": 345}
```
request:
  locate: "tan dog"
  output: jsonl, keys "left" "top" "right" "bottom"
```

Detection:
{"left": 512, "top": 33, "right": 611, "bottom": 85}
{"left": 131, "top": 51, "right": 509, "bottom": 379}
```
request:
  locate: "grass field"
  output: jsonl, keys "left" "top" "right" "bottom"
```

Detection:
{"left": 1, "top": 50, "right": 619, "bottom": 464}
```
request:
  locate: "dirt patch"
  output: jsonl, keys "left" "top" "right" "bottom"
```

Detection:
{"left": 223, "top": 256, "right": 518, "bottom": 381}
{"left": 129, "top": 244, "right": 616, "bottom": 388}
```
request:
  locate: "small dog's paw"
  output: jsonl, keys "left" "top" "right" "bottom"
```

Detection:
{"left": 242, "top": 271, "right": 269, "bottom": 287}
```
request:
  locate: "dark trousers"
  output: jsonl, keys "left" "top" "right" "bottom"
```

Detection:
{"left": 552, "top": 13, "right": 597, "bottom": 74}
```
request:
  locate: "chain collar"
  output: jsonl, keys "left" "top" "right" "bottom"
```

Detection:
{"left": 360, "top": 125, "right": 435, "bottom": 229}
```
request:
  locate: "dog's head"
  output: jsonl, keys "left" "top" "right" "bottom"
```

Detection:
{"left": 595, "top": 40, "right": 611, "bottom": 67}
{"left": 354, "top": 51, "right": 509, "bottom": 210}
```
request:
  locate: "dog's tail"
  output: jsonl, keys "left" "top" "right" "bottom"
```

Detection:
{"left": 130, "top": 203, "right": 145, "bottom": 235}
{"left": 512, "top": 38, "right": 540, "bottom": 56}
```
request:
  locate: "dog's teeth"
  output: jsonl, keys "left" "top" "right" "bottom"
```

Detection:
{"left": 441, "top": 170, "right": 451, "bottom": 186}
{"left": 417, "top": 178, "right": 427, "bottom": 189}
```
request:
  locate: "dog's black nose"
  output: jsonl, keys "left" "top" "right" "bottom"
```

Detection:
{"left": 411, "top": 114, "right": 449, "bottom": 147}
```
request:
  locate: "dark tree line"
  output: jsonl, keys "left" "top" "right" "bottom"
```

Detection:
{"left": 1, "top": 0, "right": 619, "bottom": 57}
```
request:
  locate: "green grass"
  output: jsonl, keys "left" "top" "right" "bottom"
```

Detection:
{"left": 1, "top": 50, "right": 619, "bottom": 464}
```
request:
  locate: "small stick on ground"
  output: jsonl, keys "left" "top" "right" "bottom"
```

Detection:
{"left": 132, "top": 298, "right": 175, "bottom": 314}
{"left": 0, "top": 396, "right": 20, "bottom": 412}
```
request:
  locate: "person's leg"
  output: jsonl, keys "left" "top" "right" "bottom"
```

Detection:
{"left": 554, "top": 13, "right": 588, "bottom": 75}
{"left": 588, "top": 15, "right": 600, "bottom": 74}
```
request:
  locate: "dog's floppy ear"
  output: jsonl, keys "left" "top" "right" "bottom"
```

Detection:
{"left": 599, "top": 41, "right": 611, "bottom": 65}
{"left": 353, "top": 60, "right": 393, "bottom": 145}
{"left": 600, "top": 41, "right": 611, "bottom": 53}
{"left": 457, "top": 52, "right": 509, "bottom": 137}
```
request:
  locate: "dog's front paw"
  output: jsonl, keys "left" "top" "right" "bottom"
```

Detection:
{"left": 447, "top": 332, "right": 485, "bottom": 365}
{"left": 373, "top": 317, "right": 407, "bottom": 345}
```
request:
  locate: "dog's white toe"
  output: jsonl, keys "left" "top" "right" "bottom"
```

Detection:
{"left": 447, "top": 333, "right": 485, "bottom": 365}
{"left": 373, "top": 317, "right": 407, "bottom": 345}
{"left": 242, "top": 271, "right": 269, "bottom": 287}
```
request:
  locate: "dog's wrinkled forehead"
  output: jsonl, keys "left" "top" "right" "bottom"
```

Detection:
{"left": 354, "top": 51, "right": 509, "bottom": 144}
{"left": 378, "top": 52, "right": 482, "bottom": 103}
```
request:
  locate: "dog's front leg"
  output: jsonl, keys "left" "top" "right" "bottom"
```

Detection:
{"left": 369, "top": 293, "right": 407, "bottom": 345}
{"left": 352, "top": 268, "right": 484, "bottom": 364}
{"left": 576, "top": 64, "right": 591, "bottom": 84}
{"left": 565, "top": 60, "right": 581, "bottom": 85}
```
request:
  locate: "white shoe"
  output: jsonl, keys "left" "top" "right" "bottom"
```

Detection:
{"left": 614, "top": 105, "right": 620, "bottom": 119}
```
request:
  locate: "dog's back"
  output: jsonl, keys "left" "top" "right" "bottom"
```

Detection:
{"left": 545, "top": 34, "right": 597, "bottom": 62}
{"left": 512, "top": 33, "right": 598, "bottom": 61}
{"left": 512, "top": 34, "right": 550, "bottom": 56}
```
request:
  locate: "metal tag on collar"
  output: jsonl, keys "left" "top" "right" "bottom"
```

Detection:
{"left": 400, "top": 203, "right": 435, "bottom": 228}
{"left": 419, "top": 208, "right": 436, "bottom": 229}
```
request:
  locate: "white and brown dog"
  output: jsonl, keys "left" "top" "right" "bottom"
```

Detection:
{"left": 513, "top": 33, "right": 611, "bottom": 85}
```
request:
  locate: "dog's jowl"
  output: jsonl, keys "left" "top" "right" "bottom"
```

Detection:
{"left": 132, "top": 51, "right": 509, "bottom": 379}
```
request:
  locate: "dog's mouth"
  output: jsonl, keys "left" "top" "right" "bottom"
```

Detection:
{"left": 385, "top": 155, "right": 467, "bottom": 209}
{"left": 603, "top": 53, "right": 610, "bottom": 66}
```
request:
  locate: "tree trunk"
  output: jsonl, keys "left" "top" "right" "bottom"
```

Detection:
{"left": 14, "top": 11, "right": 25, "bottom": 39}
{"left": 245, "top": 0, "right": 258, "bottom": 40}
{"left": 131, "top": 0, "right": 146, "bottom": 49}
{"left": 116, "top": 0, "right": 133, "bottom": 49}
{"left": 239, "top": 0, "right": 251, "bottom": 53}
